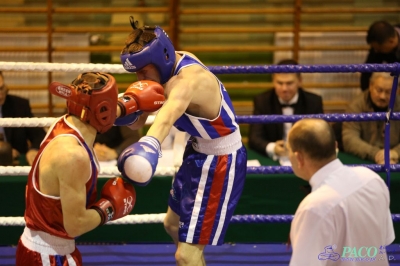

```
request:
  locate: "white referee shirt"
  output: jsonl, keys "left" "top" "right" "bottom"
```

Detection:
{"left": 290, "top": 159, "right": 395, "bottom": 266}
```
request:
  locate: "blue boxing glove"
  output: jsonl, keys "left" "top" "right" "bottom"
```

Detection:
{"left": 114, "top": 110, "right": 143, "bottom": 126}
{"left": 117, "top": 136, "right": 161, "bottom": 186}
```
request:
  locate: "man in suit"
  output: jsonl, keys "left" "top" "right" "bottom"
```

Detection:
{"left": 343, "top": 72, "right": 400, "bottom": 164}
{"left": 248, "top": 59, "right": 324, "bottom": 161}
{"left": 361, "top": 21, "right": 400, "bottom": 91}
{"left": 0, "top": 72, "right": 46, "bottom": 165}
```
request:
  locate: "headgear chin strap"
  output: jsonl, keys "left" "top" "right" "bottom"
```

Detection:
{"left": 49, "top": 72, "right": 118, "bottom": 134}
{"left": 120, "top": 26, "right": 176, "bottom": 84}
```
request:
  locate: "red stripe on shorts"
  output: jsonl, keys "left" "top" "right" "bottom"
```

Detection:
{"left": 198, "top": 155, "right": 228, "bottom": 244}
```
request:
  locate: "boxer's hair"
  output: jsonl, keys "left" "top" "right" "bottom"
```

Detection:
{"left": 121, "top": 17, "right": 157, "bottom": 54}
{"left": 366, "top": 21, "right": 396, "bottom": 45}
{"left": 289, "top": 119, "right": 336, "bottom": 161}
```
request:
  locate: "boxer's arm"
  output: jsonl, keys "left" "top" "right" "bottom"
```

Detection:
{"left": 126, "top": 112, "right": 150, "bottom": 130}
{"left": 115, "top": 80, "right": 165, "bottom": 126}
{"left": 118, "top": 74, "right": 195, "bottom": 185}
{"left": 118, "top": 80, "right": 165, "bottom": 117}
{"left": 118, "top": 70, "right": 209, "bottom": 185}
{"left": 146, "top": 73, "right": 196, "bottom": 143}
{"left": 56, "top": 140, "right": 101, "bottom": 237}
{"left": 90, "top": 177, "right": 136, "bottom": 225}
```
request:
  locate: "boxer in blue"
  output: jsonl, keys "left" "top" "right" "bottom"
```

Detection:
{"left": 117, "top": 17, "right": 247, "bottom": 266}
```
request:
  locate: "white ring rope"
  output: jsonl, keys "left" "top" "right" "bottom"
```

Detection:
{"left": 0, "top": 116, "right": 156, "bottom": 127}
{"left": 0, "top": 213, "right": 166, "bottom": 226}
{"left": 0, "top": 62, "right": 127, "bottom": 73}
{"left": 0, "top": 166, "right": 176, "bottom": 177}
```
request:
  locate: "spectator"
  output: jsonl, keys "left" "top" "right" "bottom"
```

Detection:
{"left": 342, "top": 72, "right": 400, "bottom": 164}
{"left": 287, "top": 118, "right": 394, "bottom": 266}
{"left": 94, "top": 126, "right": 140, "bottom": 162}
{"left": 0, "top": 139, "right": 13, "bottom": 166}
{"left": 0, "top": 72, "right": 46, "bottom": 165}
{"left": 361, "top": 21, "right": 400, "bottom": 91}
{"left": 248, "top": 59, "right": 323, "bottom": 163}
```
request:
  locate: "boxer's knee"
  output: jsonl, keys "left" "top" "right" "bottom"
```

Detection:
{"left": 175, "top": 243, "right": 205, "bottom": 266}
{"left": 175, "top": 249, "right": 190, "bottom": 266}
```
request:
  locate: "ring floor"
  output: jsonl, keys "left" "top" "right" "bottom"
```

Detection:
{"left": 1, "top": 243, "right": 400, "bottom": 265}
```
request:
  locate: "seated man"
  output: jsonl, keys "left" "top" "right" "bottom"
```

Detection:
{"left": 361, "top": 21, "right": 400, "bottom": 91}
{"left": 343, "top": 72, "right": 400, "bottom": 164}
{"left": 0, "top": 72, "right": 46, "bottom": 165}
{"left": 248, "top": 59, "right": 323, "bottom": 163}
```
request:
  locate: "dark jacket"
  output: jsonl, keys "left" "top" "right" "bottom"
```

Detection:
{"left": 3, "top": 95, "right": 46, "bottom": 154}
{"left": 361, "top": 24, "right": 400, "bottom": 91}
{"left": 248, "top": 88, "right": 324, "bottom": 155}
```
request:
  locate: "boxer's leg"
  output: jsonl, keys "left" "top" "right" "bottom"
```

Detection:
{"left": 165, "top": 149, "right": 188, "bottom": 245}
{"left": 176, "top": 242, "right": 206, "bottom": 266}
{"left": 164, "top": 206, "right": 180, "bottom": 245}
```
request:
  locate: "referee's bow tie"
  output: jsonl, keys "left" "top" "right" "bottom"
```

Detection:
{"left": 280, "top": 103, "right": 297, "bottom": 108}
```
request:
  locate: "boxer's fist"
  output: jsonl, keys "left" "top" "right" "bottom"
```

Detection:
{"left": 90, "top": 177, "right": 136, "bottom": 226}
{"left": 118, "top": 80, "right": 165, "bottom": 117}
{"left": 118, "top": 136, "right": 161, "bottom": 186}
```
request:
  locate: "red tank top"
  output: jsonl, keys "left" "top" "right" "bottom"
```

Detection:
{"left": 24, "top": 115, "right": 99, "bottom": 239}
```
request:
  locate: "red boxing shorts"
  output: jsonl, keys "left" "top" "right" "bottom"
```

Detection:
{"left": 16, "top": 227, "right": 82, "bottom": 266}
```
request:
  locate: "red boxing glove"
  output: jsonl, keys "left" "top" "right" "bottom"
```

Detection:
{"left": 90, "top": 177, "right": 136, "bottom": 226}
{"left": 118, "top": 80, "right": 165, "bottom": 117}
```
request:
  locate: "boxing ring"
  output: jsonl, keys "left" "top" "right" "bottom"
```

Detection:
{"left": 0, "top": 62, "right": 400, "bottom": 265}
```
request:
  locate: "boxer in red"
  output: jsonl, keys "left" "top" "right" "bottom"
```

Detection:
{"left": 15, "top": 72, "right": 165, "bottom": 266}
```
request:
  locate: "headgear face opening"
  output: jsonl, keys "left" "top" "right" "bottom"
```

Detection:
{"left": 120, "top": 26, "right": 176, "bottom": 84}
{"left": 49, "top": 72, "right": 118, "bottom": 133}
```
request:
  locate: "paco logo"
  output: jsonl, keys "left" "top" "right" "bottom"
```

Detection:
{"left": 318, "top": 244, "right": 391, "bottom": 262}
{"left": 342, "top": 246, "right": 378, "bottom": 258}
{"left": 56, "top": 86, "right": 71, "bottom": 97}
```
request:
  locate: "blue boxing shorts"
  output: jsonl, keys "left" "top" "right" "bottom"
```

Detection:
{"left": 168, "top": 132, "right": 247, "bottom": 246}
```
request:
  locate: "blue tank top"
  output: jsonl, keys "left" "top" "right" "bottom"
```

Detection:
{"left": 172, "top": 53, "right": 239, "bottom": 139}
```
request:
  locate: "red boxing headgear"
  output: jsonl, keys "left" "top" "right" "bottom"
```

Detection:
{"left": 49, "top": 72, "right": 118, "bottom": 133}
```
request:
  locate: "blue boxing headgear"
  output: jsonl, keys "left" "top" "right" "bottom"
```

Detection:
{"left": 120, "top": 26, "right": 176, "bottom": 84}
